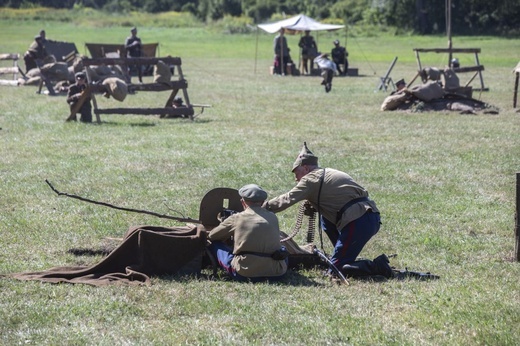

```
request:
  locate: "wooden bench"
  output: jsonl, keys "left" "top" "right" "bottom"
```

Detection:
{"left": 413, "top": 48, "right": 488, "bottom": 91}
{"left": 82, "top": 56, "right": 195, "bottom": 123}
{"left": 0, "top": 53, "right": 20, "bottom": 86}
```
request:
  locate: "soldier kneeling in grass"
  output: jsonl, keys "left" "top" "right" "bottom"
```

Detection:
{"left": 66, "top": 72, "right": 92, "bottom": 123}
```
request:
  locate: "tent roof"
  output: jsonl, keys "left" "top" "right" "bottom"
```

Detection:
{"left": 257, "top": 14, "right": 344, "bottom": 34}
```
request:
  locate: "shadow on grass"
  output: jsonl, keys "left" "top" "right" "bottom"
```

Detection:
{"left": 97, "top": 119, "right": 212, "bottom": 126}
{"left": 66, "top": 247, "right": 325, "bottom": 286}
{"left": 99, "top": 120, "right": 158, "bottom": 127}
{"left": 67, "top": 247, "right": 114, "bottom": 256}
{"left": 167, "top": 268, "right": 326, "bottom": 287}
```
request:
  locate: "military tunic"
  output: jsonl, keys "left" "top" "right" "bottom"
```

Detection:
{"left": 208, "top": 206, "right": 287, "bottom": 278}
{"left": 125, "top": 35, "right": 142, "bottom": 58}
{"left": 267, "top": 167, "right": 378, "bottom": 231}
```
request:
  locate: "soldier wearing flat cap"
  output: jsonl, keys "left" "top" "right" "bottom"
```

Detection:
{"left": 264, "top": 142, "right": 389, "bottom": 277}
{"left": 331, "top": 39, "right": 348, "bottom": 76}
{"left": 207, "top": 184, "right": 288, "bottom": 282}
{"left": 66, "top": 71, "right": 92, "bottom": 122}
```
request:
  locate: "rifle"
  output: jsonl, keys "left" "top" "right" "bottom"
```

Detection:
{"left": 313, "top": 246, "right": 349, "bottom": 285}
{"left": 45, "top": 180, "right": 201, "bottom": 224}
{"left": 392, "top": 268, "right": 440, "bottom": 281}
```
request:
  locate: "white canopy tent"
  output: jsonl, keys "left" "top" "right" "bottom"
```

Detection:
{"left": 257, "top": 14, "right": 345, "bottom": 34}
{"left": 255, "top": 14, "right": 345, "bottom": 73}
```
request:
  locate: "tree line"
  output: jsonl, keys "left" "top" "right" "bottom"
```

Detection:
{"left": 4, "top": 0, "right": 520, "bottom": 36}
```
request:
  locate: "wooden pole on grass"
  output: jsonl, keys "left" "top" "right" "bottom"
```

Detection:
{"left": 515, "top": 172, "right": 520, "bottom": 261}
{"left": 446, "top": 0, "right": 453, "bottom": 66}
{"left": 514, "top": 70, "right": 519, "bottom": 108}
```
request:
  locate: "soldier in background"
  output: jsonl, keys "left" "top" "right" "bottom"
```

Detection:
{"left": 273, "top": 28, "right": 293, "bottom": 75}
{"left": 314, "top": 53, "right": 337, "bottom": 93}
{"left": 390, "top": 79, "right": 406, "bottom": 95}
{"left": 331, "top": 40, "right": 348, "bottom": 76}
{"left": 298, "top": 30, "right": 317, "bottom": 75}
{"left": 66, "top": 72, "right": 92, "bottom": 123}
{"left": 23, "top": 30, "right": 57, "bottom": 73}
{"left": 125, "top": 27, "right": 143, "bottom": 81}
{"left": 125, "top": 27, "right": 142, "bottom": 58}
{"left": 23, "top": 34, "right": 46, "bottom": 72}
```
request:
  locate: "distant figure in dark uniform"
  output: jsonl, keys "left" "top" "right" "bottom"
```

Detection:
{"left": 298, "top": 30, "right": 317, "bottom": 75}
{"left": 23, "top": 30, "right": 51, "bottom": 73}
{"left": 331, "top": 40, "right": 348, "bottom": 76}
{"left": 125, "top": 27, "right": 142, "bottom": 58}
{"left": 66, "top": 72, "right": 92, "bottom": 123}
{"left": 172, "top": 97, "right": 186, "bottom": 108}
{"left": 124, "top": 27, "right": 143, "bottom": 81}
{"left": 273, "top": 28, "right": 293, "bottom": 75}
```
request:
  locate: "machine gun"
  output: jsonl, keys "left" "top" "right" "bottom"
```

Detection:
{"left": 285, "top": 200, "right": 439, "bottom": 282}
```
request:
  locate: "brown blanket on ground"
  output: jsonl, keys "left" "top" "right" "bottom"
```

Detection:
{"left": 7, "top": 225, "right": 207, "bottom": 286}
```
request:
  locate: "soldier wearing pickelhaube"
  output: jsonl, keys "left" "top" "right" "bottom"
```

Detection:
{"left": 264, "top": 142, "right": 389, "bottom": 278}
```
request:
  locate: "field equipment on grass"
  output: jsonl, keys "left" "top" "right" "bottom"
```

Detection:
{"left": 285, "top": 198, "right": 440, "bottom": 282}
{"left": 44, "top": 182, "right": 438, "bottom": 282}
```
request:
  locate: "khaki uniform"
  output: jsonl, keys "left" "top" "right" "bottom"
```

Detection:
{"left": 267, "top": 167, "right": 379, "bottom": 230}
{"left": 208, "top": 206, "right": 287, "bottom": 278}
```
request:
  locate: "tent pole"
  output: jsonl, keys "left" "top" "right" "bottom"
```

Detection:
{"left": 298, "top": 32, "right": 303, "bottom": 75}
{"left": 281, "top": 29, "right": 284, "bottom": 75}
{"left": 254, "top": 28, "right": 259, "bottom": 74}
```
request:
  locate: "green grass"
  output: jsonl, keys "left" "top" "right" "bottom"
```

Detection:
{"left": 1, "top": 14, "right": 520, "bottom": 346}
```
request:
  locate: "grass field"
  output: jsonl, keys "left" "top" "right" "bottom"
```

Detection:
{"left": 1, "top": 14, "right": 519, "bottom": 346}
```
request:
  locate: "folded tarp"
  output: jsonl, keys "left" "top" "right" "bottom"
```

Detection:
{"left": 5, "top": 225, "right": 206, "bottom": 286}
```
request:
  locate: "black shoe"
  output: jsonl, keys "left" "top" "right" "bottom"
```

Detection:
{"left": 373, "top": 254, "right": 393, "bottom": 278}
{"left": 341, "top": 265, "right": 388, "bottom": 282}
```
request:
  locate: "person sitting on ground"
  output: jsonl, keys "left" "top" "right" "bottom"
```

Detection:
{"left": 66, "top": 72, "right": 92, "bottom": 123}
{"left": 313, "top": 53, "right": 337, "bottom": 93}
{"left": 207, "top": 184, "right": 288, "bottom": 282}
{"left": 172, "top": 97, "right": 186, "bottom": 108}
{"left": 264, "top": 142, "right": 392, "bottom": 279}
{"left": 298, "top": 30, "right": 318, "bottom": 75}
{"left": 331, "top": 40, "right": 348, "bottom": 76}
